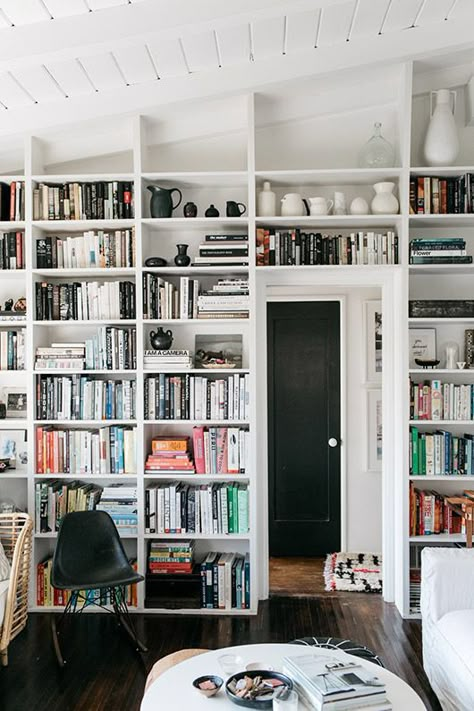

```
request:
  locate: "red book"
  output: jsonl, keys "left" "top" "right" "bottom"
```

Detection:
{"left": 36, "top": 427, "right": 43, "bottom": 474}
{"left": 16, "top": 232, "right": 23, "bottom": 269}
{"left": 193, "top": 426, "right": 206, "bottom": 474}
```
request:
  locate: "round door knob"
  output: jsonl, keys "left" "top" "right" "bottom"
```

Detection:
{"left": 328, "top": 438, "right": 338, "bottom": 448}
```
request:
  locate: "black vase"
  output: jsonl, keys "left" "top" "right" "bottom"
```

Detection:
{"left": 205, "top": 204, "right": 219, "bottom": 217}
{"left": 150, "top": 327, "right": 173, "bottom": 350}
{"left": 174, "top": 244, "right": 191, "bottom": 267}
{"left": 183, "top": 201, "right": 198, "bottom": 218}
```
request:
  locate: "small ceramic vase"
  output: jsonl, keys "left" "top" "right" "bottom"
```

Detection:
{"left": 424, "top": 89, "right": 459, "bottom": 167}
{"left": 205, "top": 204, "right": 219, "bottom": 217}
{"left": 150, "top": 327, "right": 173, "bottom": 350}
{"left": 371, "top": 182, "right": 399, "bottom": 214}
{"left": 350, "top": 197, "right": 369, "bottom": 215}
{"left": 174, "top": 244, "right": 191, "bottom": 267}
{"left": 257, "top": 181, "right": 276, "bottom": 216}
{"left": 183, "top": 202, "right": 198, "bottom": 218}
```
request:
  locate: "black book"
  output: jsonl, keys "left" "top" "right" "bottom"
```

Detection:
{"left": 122, "top": 182, "right": 132, "bottom": 219}
{"left": 46, "top": 284, "right": 54, "bottom": 320}
{"left": 117, "top": 183, "right": 124, "bottom": 219}
{"left": 205, "top": 234, "right": 248, "bottom": 242}
{"left": 0, "top": 183, "right": 11, "bottom": 221}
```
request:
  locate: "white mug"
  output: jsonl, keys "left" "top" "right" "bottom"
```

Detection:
{"left": 309, "top": 197, "right": 333, "bottom": 216}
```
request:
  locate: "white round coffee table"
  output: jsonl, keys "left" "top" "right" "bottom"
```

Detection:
{"left": 141, "top": 643, "right": 426, "bottom": 710}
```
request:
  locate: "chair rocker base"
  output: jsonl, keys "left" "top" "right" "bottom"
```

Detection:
{"left": 51, "top": 586, "right": 147, "bottom": 667}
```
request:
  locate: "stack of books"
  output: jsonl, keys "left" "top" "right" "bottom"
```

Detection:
{"left": 194, "top": 234, "right": 249, "bottom": 266}
{"left": 0, "top": 231, "right": 24, "bottom": 269}
{"left": 35, "top": 280, "right": 136, "bottom": 320}
{"left": 35, "top": 375, "right": 136, "bottom": 421}
{"left": 35, "top": 343, "right": 85, "bottom": 371}
{"left": 410, "top": 173, "right": 474, "bottom": 214}
{"left": 197, "top": 279, "right": 249, "bottom": 319}
{"left": 200, "top": 551, "right": 250, "bottom": 609}
{"left": 193, "top": 426, "right": 249, "bottom": 474}
{"left": 145, "top": 436, "right": 195, "bottom": 475}
{"left": 409, "top": 238, "right": 471, "bottom": 265}
{"left": 35, "top": 479, "right": 103, "bottom": 532}
{"left": 33, "top": 181, "right": 134, "bottom": 220}
{"left": 0, "top": 329, "right": 25, "bottom": 370}
{"left": 283, "top": 654, "right": 391, "bottom": 710}
{"left": 410, "top": 482, "right": 463, "bottom": 535}
{"left": 144, "top": 349, "right": 193, "bottom": 371}
{"left": 36, "top": 229, "right": 135, "bottom": 269}
{"left": 96, "top": 484, "right": 138, "bottom": 536}
{"left": 148, "top": 541, "right": 194, "bottom": 575}
{"left": 0, "top": 181, "right": 25, "bottom": 221}
{"left": 142, "top": 274, "right": 198, "bottom": 320}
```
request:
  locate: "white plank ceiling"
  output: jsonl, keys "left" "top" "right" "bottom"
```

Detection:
{"left": 0, "top": 0, "right": 471, "bottom": 121}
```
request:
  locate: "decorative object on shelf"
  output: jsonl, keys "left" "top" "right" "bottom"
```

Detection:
{"left": 183, "top": 201, "right": 198, "bottom": 218}
{"left": 3, "top": 388, "right": 27, "bottom": 419}
{"left": 371, "top": 182, "right": 399, "bottom": 214}
{"left": 205, "top": 204, "right": 220, "bottom": 217}
{"left": 465, "top": 329, "right": 474, "bottom": 368}
{"left": 174, "top": 243, "right": 191, "bottom": 267}
{"left": 13, "top": 297, "right": 26, "bottom": 313}
{"left": 0, "top": 430, "right": 27, "bottom": 468}
{"left": 226, "top": 201, "right": 246, "bottom": 217}
{"left": 409, "top": 300, "right": 474, "bottom": 317}
{"left": 307, "top": 197, "right": 333, "bottom": 216}
{"left": 195, "top": 334, "right": 243, "bottom": 369}
{"left": 144, "top": 256, "right": 167, "bottom": 267}
{"left": 349, "top": 197, "right": 369, "bottom": 215}
{"left": 3, "top": 299, "right": 13, "bottom": 312}
{"left": 257, "top": 181, "right": 276, "bottom": 216}
{"left": 148, "top": 185, "right": 182, "bottom": 218}
{"left": 367, "top": 389, "right": 382, "bottom": 472}
{"left": 334, "top": 191, "right": 346, "bottom": 215}
{"left": 414, "top": 358, "right": 440, "bottom": 369}
{"left": 358, "top": 121, "right": 395, "bottom": 168}
{"left": 424, "top": 89, "right": 459, "bottom": 167}
{"left": 444, "top": 341, "right": 459, "bottom": 370}
{"left": 457, "top": 361, "right": 467, "bottom": 370}
{"left": 150, "top": 327, "right": 173, "bottom": 351}
{"left": 365, "top": 300, "right": 382, "bottom": 383}
{"left": 409, "top": 328, "right": 437, "bottom": 368}
{"left": 280, "top": 193, "right": 309, "bottom": 217}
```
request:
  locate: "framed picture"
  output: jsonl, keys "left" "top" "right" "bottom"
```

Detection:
{"left": 409, "top": 328, "right": 437, "bottom": 368}
{"left": 0, "top": 429, "right": 27, "bottom": 471}
{"left": 367, "top": 390, "right": 382, "bottom": 472}
{"left": 3, "top": 388, "right": 27, "bottom": 419}
{"left": 365, "top": 300, "right": 382, "bottom": 383}
{"left": 194, "top": 334, "right": 243, "bottom": 369}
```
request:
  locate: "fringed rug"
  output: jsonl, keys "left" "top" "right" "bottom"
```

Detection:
{"left": 324, "top": 552, "right": 382, "bottom": 593}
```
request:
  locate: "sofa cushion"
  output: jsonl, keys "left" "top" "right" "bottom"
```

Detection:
{"left": 0, "top": 540, "right": 10, "bottom": 581}
{"left": 437, "top": 609, "right": 474, "bottom": 674}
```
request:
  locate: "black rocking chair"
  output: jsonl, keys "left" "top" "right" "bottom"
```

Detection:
{"left": 51, "top": 510, "right": 146, "bottom": 666}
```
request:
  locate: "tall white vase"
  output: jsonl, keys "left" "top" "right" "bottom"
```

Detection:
{"left": 423, "top": 89, "right": 459, "bottom": 167}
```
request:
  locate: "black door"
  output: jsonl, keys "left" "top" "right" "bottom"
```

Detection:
{"left": 267, "top": 301, "right": 341, "bottom": 555}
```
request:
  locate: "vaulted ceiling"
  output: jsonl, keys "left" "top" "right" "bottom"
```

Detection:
{"left": 0, "top": 0, "right": 473, "bottom": 136}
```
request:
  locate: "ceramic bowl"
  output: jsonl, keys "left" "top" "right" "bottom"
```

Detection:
{"left": 225, "top": 670, "right": 293, "bottom": 708}
{"left": 245, "top": 662, "right": 274, "bottom": 672}
{"left": 192, "top": 674, "right": 224, "bottom": 698}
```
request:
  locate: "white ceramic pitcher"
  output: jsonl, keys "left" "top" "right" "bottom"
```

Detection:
{"left": 308, "top": 197, "right": 333, "bottom": 216}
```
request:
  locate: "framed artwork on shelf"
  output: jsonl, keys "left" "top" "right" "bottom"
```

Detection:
{"left": 365, "top": 300, "right": 382, "bottom": 383}
{"left": 409, "top": 328, "right": 437, "bottom": 368}
{"left": 367, "top": 389, "right": 382, "bottom": 472}
{"left": 0, "top": 429, "right": 27, "bottom": 471}
{"left": 2, "top": 388, "right": 27, "bottom": 419}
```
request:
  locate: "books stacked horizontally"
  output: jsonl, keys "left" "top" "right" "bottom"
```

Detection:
{"left": 35, "top": 479, "right": 103, "bottom": 532}
{"left": 197, "top": 279, "right": 249, "bottom": 319}
{"left": 194, "top": 234, "right": 249, "bottom": 267}
{"left": 35, "top": 343, "right": 85, "bottom": 371}
{"left": 410, "top": 173, "right": 474, "bottom": 214}
{"left": 148, "top": 540, "right": 194, "bottom": 575}
{"left": 35, "top": 280, "right": 136, "bottom": 321}
{"left": 144, "top": 349, "right": 193, "bottom": 371}
{"left": 193, "top": 426, "right": 249, "bottom": 474}
{"left": 0, "top": 231, "right": 24, "bottom": 269}
{"left": 409, "top": 238, "right": 472, "bottom": 265}
{"left": 145, "top": 436, "right": 195, "bottom": 475}
{"left": 0, "top": 181, "right": 25, "bottom": 221}
{"left": 36, "top": 229, "right": 135, "bottom": 269}
{"left": 283, "top": 654, "right": 391, "bottom": 710}
{"left": 96, "top": 484, "right": 138, "bottom": 536}
{"left": 0, "top": 329, "right": 25, "bottom": 370}
{"left": 410, "top": 568, "right": 421, "bottom": 615}
{"left": 200, "top": 552, "right": 250, "bottom": 610}
{"left": 33, "top": 181, "right": 134, "bottom": 220}
{"left": 36, "top": 375, "right": 136, "bottom": 421}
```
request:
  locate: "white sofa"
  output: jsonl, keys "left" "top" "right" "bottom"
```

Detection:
{"left": 421, "top": 547, "right": 474, "bottom": 711}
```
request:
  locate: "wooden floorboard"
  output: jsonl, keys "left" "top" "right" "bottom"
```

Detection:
{"left": 0, "top": 597, "right": 441, "bottom": 711}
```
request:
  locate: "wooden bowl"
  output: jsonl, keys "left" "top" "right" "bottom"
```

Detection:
{"left": 192, "top": 674, "right": 223, "bottom": 698}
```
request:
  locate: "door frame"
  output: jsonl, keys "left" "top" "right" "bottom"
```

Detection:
{"left": 266, "top": 294, "right": 347, "bottom": 559}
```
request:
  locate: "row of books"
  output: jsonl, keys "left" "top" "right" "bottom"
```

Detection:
{"left": 144, "top": 374, "right": 250, "bottom": 421}
{"left": 37, "top": 557, "right": 138, "bottom": 607}
{"left": 145, "top": 436, "right": 195, "bottom": 474}
{"left": 193, "top": 426, "right": 249, "bottom": 474}
{"left": 410, "top": 379, "right": 474, "bottom": 421}
{"left": 148, "top": 540, "right": 194, "bottom": 574}
{"left": 36, "top": 230, "right": 135, "bottom": 269}
{"left": 200, "top": 551, "right": 250, "bottom": 609}
{"left": 409, "top": 483, "right": 463, "bottom": 536}
{"left": 256, "top": 228, "right": 399, "bottom": 266}
{"left": 35, "top": 280, "right": 136, "bottom": 321}
{"left": 35, "top": 426, "right": 136, "bottom": 475}
{"left": 409, "top": 237, "right": 472, "bottom": 265}
{"left": 35, "top": 329, "right": 137, "bottom": 371}
{"left": 95, "top": 484, "right": 138, "bottom": 536}
{"left": 0, "top": 231, "right": 24, "bottom": 269}
{"left": 144, "top": 349, "right": 193, "bottom": 371}
{"left": 195, "top": 234, "right": 249, "bottom": 266}
{"left": 33, "top": 181, "right": 134, "bottom": 221}
{"left": 35, "top": 375, "right": 136, "bottom": 421}
{"left": 410, "top": 174, "right": 474, "bottom": 214}
{"left": 0, "top": 329, "right": 25, "bottom": 370}
{"left": 145, "top": 482, "right": 249, "bottom": 535}
{"left": 0, "top": 181, "right": 25, "bottom": 221}
{"left": 198, "top": 279, "right": 249, "bottom": 317}
{"left": 410, "top": 427, "right": 474, "bottom": 476}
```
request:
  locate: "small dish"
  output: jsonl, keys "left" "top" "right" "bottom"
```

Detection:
{"left": 192, "top": 675, "right": 223, "bottom": 698}
{"left": 245, "top": 662, "right": 274, "bottom": 672}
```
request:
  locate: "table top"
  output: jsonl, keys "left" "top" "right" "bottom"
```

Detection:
{"left": 141, "top": 643, "right": 426, "bottom": 710}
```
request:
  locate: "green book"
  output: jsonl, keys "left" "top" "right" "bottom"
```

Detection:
{"left": 232, "top": 485, "right": 239, "bottom": 533}
{"left": 420, "top": 433, "right": 426, "bottom": 475}
{"left": 411, "top": 427, "right": 419, "bottom": 475}
{"left": 227, "top": 485, "right": 234, "bottom": 533}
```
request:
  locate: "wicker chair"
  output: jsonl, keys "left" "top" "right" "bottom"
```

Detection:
{"left": 0, "top": 512, "right": 33, "bottom": 666}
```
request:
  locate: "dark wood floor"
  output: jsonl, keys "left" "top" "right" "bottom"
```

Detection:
{"left": 1, "top": 596, "right": 441, "bottom": 711}
{"left": 270, "top": 556, "right": 328, "bottom": 596}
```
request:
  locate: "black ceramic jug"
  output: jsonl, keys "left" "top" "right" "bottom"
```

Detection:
{"left": 148, "top": 185, "right": 182, "bottom": 218}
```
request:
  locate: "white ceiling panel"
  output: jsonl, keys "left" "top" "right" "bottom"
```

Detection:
{"left": 0, "top": 72, "right": 35, "bottom": 108}
{"left": 351, "top": 0, "right": 391, "bottom": 40}
{"left": 448, "top": 0, "right": 474, "bottom": 20}
{"left": 12, "top": 65, "right": 64, "bottom": 102}
{"left": 215, "top": 24, "right": 249, "bottom": 67}
{"left": 182, "top": 31, "right": 219, "bottom": 73}
{"left": 147, "top": 38, "right": 188, "bottom": 78}
{"left": 46, "top": 58, "right": 96, "bottom": 97}
{"left": 113, "top": 44, "right": 157, "bottom": 85}
{"left": 79, "top": 52, "right": 125, "bottom": 91}
{"left": 382, "top": 0, "right": 420, "bottom": 33}
{"left": 318, "top": 1, "right": 356, "bottom": 47}
{"left": 286, "top": 10, "right": 319, "bottom": 53}
{"left": 86, "top": 0, "right": 127, "bottom": 9}
{"left": 43, "top": 0, "right": 89, "bottom": 19}
{"left": 252, "top": 16, "right": 285, "bottom": 61}
{"left": 416, "top": 0, "right": 454, "bottom": 25}
{"left": 0, "top": 0, "right": 49, "bottom": 25}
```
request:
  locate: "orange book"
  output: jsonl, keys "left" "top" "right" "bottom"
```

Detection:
{"left": 152, "top": 437, "right": 188, "bottom": 453}
{"left": 9, "top": 182, "right": 15, "bottom": 221}
{"left": 36, "top": 427, "right": 43, "bottom": 474}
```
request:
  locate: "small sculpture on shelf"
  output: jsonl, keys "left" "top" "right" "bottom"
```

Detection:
{"left": 183, "top": 201, "right": 198, "bottom": 218}
{"left": 371, "top": 182, "right": 399, "bottom": 214}
{"left": 150, "top": 327, "right": 173, "bottom": 351}
{"left": 257, "top": 181, "right": 276, "bottom": 216}
{"left": 3, "top": 299, "right": 13, "bottom": 312}
{"left": 14, "top": 297, "right": 26, "bottom": 313}
{"left": 205, "top": 204, "right": 219, "bottom": 217}
{"left": 174, "top": 244, "right": 191, "bottom": 267}
{"left": 195, "top": 348, "right": 237, "bottom": 369}
{"left": 144, "top": 256, "right": 167, "bottom": 267}
{"left": 350, "top": 197, "right": 369, "bottom": 215}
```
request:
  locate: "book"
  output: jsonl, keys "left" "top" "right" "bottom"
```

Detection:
{"left": 35, "top": 281, "right": 136, "bottom": 321}
{"left": 33, "top": 181, "right": 134, "bottom": 220}
{"left": 35, "top": 375, "right": 136, "bottom": 421}
{"left": 35, "top": 229, "right": 135, "bottom": 269}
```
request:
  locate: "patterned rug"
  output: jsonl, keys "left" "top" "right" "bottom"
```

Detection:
{"left": 324, "top": 552, "right": 382, "bottom": 593}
